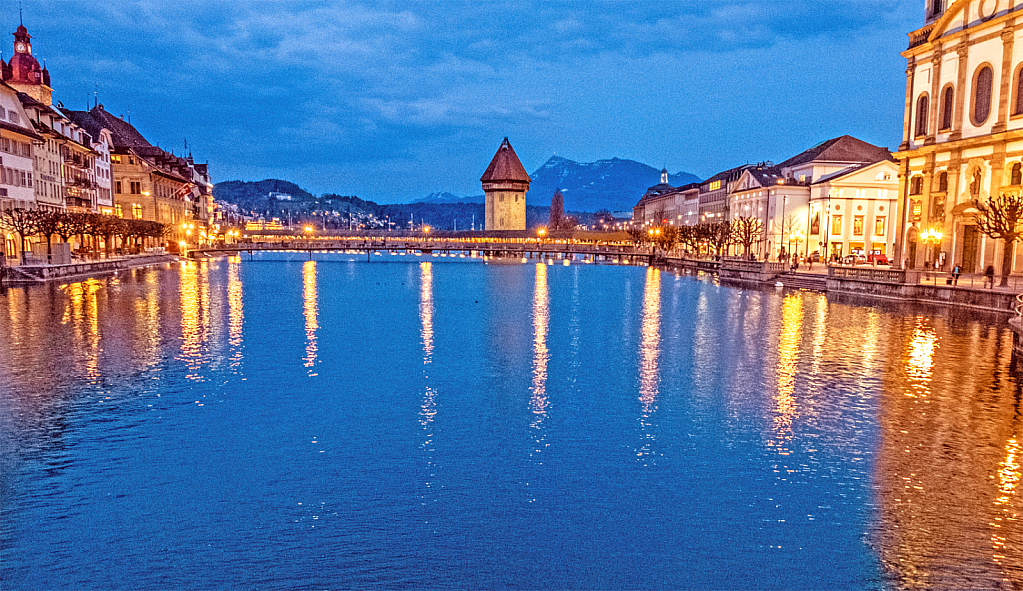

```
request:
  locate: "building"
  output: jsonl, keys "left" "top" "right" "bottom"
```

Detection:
{"left": 68, "top": 105, "right": 201, "bottom": 245}
{"left": 0, "top": 80, "right": 43, "bottom": 260}
{"left": 895, "top": 0, "right": 1023, "bottom": 272}
{"left": 729, "top": 136, "right": 896, "bottom": 260}
{"left": 481, "top": 138, "right": 530, "bottom": 231}
{"left": 698, "top": 164, "right": 755, "bottom": 223}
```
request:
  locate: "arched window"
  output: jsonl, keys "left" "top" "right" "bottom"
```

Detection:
{"left": 938, "top": 171, "right": 948, "bottom": 192}
{"left": 940, "top": 86, "right": 954, "bottom": 130}
{"left": 916, "top": 94, "right": 929, "bottom": 137}
{"left": 910, "top": 175, "right": 924, "bottom": 195}
{"left": 1012, "top": 163, "right": 1022, "bottom": 186}
{"left": 1015, "top": 66, "right": 1023, "bottom": 115}
{"left": 973, "top": 66, "right": 994, "bottom": 125}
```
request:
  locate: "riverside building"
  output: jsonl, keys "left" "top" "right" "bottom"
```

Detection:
{"left": 896, "top": 0, "right": 1023, "bottom": 272}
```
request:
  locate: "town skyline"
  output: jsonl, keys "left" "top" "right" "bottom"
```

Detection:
{"left": 6, "top": 1, "right": 919, "bottom": 203}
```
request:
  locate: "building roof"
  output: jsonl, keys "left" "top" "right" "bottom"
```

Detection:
{"left": 481, "top": 137, "right": 530, "bottom": 183}
{"left": 777, "top": 135, "right": 893, "bottom": 169}
{"left": 65, "top": 105, "right": 152, "bottom": 150}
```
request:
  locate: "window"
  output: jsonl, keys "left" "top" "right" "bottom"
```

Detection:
{"left": 910, "top": 175, "right": 924, "bottom": 195}
{"left": 916, "top": 94, "right": 929, "bottom": 137}
{"left": 709, "top": 180, "right": 722, "bottom": 191}
{"left": 875, "top": 217, "right": 886, "bottom": 236}
{"left": 831, "top": 215, "right": 843, "bottom": 235}
{"left": 853, "top": 216, "right": 864, "bottom": 236}
{"left": 114, "top": 204, "right": 122, "bottom": 218}
{"left": 111, "top": 154, "right": 121, "bottom": 164}
{"left": 130, "top": 181, "right": 141, "bottom": 195}
{"left": 941, "top": 86, "right": 954, "bottom": 130}
{"left": 1013, "top": 163, "right": 1022, "bottom": 186}
{"left": 938, "top": 171, "right": 948, "bottom": 192}
{"left": 115, "top": 180, "right": 122, "bottom": 194}
{"left": 131, "top": 203, "right": 143, "bottom": 219}
{"left": 973, "top": 65, "right": 994, "bottom": 125}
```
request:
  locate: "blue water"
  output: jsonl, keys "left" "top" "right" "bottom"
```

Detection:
{"left": 1, "top": 255, "right": 1020, "bottom": 589}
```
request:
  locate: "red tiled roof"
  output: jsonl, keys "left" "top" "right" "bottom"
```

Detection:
{"left": 481, "top": 138, "right": 530, "bottom": 183}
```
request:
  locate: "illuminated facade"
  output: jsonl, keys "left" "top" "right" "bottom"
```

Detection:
{"left": 896, "top": 0, "right": 1023, "bottom": 272}
{"left": 729, "top": 136, "right": 896, "bottom": 260}
{"left": 481, "top": 138, "right": 530, "bottom": 231}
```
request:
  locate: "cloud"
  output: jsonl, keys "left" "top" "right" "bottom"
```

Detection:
{"left": 14, "top": 0, "right": 920, "bottom": 200}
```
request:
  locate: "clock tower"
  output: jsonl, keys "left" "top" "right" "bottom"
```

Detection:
{"left": 5, "top": 24, "right": 52, "bottom": 105}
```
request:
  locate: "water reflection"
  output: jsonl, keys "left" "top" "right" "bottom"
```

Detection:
{"left": 227, "top": 256, "right": 244, "bottom": 368}
{"left": 419, "top": 262, "right": 435, "bottom": 428}
{"left": 60, "top": 279, "right": 102, "bottom": 384}
{"left": 530, "top": 263, "right": 550, "bottom": 455}
{"left": 178, "top": 261, "right": 211, "bottom": 381}
{"left": 875, "top": 317, "right": 1023, "bottom": 588}
{"left": 303, "top": 261, "right": 319, "bottom": 375}
{"left": 637, "top": 267, "right": 660, "bottom": 464}
{"left": 770, "top": 293, "right": 803, "bottom": 456}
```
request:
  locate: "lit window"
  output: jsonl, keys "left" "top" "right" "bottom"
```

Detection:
{"left": 831, "top": 215, "right": 843, "bottom": 235}
{"left": 114, "top": 204, "right": 122, "bottom": 218}
{"left": 709, "top": 180, "right": 722, "bottom": 191}
{"left": 875, "top": 217, "right": 886, "bottom": 236}
{"left": 132, "top": 203, "right": 143, "bottom": 219}
{"left": 853, "top": 215, "right": 864, "bottom": 236}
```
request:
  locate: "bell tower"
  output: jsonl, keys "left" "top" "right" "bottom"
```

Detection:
{"left": 925, "top": 0, "right": 946, "bottom": 24}
{"left": 7, "top": 23, "right": 52, "bottom": 105}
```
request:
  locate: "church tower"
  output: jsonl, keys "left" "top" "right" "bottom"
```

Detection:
{"left": 481, "top": 138, "right": 530, "bottom": 231}
{"left": 5, "top": 23, "right": 52, "bottom": 105}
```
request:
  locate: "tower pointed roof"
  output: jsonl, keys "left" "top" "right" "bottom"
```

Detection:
{"left": 481, "top": 137, "right": 530, "bottom": 183}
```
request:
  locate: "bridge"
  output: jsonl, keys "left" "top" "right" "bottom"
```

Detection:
{"left": 190, "top": 238, "right": 660, "bottom": 264}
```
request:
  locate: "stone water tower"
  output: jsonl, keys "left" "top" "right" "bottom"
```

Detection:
{"left": 481, "top": 138, "right": 530, "bottom": 231}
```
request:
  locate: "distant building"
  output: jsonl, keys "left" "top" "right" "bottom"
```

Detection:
{"left": 632, "top": 168, "right": 702, "bottom": 227}
{"left": 481, "top": 138, "right": 530, "bottom": 231}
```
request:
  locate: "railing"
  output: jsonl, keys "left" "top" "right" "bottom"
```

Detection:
{"left": 1016, "top": 293, "right": 1023, "bottom": 318}
{"left": 829, "top": 266, "right": 907, "bottom": 283}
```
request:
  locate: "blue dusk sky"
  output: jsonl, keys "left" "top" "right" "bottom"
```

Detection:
{"left": 9, "top": 1, "right": 921, "bottom": 203}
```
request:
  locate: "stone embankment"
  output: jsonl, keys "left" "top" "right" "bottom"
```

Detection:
{"left": 1, "top": 254, "right": 177, "bottom": 286}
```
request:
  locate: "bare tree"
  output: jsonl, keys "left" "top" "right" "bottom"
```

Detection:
{"left": 703, "top": 221, "right": 733, "bottom": 258}
{"left": 731, "top": 216, "right": 764, "bottom": 259}
{"left": 549, "top": 190, "right": 565, "bottom": 230}
{"left": 974, "top": 192, "right": 1023, "bottom": 287}
{"left": 0, "top": 208, "right": 39, "bottom": 264}
{"left": 29, "top": 210, "right": 62, "bottom": 263}
{"left": 654, "top": 225, "right": 681, "bottom": 253}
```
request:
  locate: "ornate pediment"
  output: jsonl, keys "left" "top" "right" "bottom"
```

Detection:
{"left": 926, "top": 0, "right": 1005, "bottom": 45}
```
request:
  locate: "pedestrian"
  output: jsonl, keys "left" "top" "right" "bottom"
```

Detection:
{"left": 952, "top": 264, "right": 962, "bottom": 286}
{"left": 985, "top": 265, "right": 995, "bottom": 289}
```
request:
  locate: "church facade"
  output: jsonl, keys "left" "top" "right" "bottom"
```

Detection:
{"left": 896, "top": 0, "right": 1023, "bottom": 272}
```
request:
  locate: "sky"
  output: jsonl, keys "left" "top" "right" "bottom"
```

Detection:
{"left": 7, "top": 1, "right": 922, "bottom": 203}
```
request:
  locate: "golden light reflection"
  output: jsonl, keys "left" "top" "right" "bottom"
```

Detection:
{"left": 227, "top": 256, "right": 244, "bottom": 367}
{"left": 60, "top": 279, "right": 102, "bottom": 383}
{"left": 178, "top": 261, "right": 211, "bottom": 381}
{"left": 531, "top": 263, "right": 550, "bottom": 433}
{"left": 770, "top": 294, "right": 803, "bottom": 455}
{"left": 637, "top": 266, "right": 661, "bottom": 464}
{"left": 905, "top": 321, "right": 938, "bottom": 398}
{"left": 302, "top": 261, "right": 318, "bottom": 375}
{"left": 992, "top": 436, "right": 1021, "bottom": 574}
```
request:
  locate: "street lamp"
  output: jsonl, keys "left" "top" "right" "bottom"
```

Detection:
{"left": 789, "top": 229, "right": 805, "bottom": 259}
{"left": 921, "top": 227, "right": 943, "bottom": 268}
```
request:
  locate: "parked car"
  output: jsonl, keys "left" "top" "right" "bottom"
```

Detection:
{"left": 842, "top": 254, "right": 867, "bottom": 265}
{"left": 867, "top": 251, "right": 890, "bottom": 265}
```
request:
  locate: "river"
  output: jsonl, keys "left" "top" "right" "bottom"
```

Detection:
{"left": 0, "top": 255, "right": 1020, "bottom": 589}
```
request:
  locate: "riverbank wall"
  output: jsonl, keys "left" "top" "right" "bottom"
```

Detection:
{"left": 1, "top": 255, "right": 177, "bottom": 286}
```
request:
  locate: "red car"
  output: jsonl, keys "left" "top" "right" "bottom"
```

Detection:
{"left": 867, "top": 251, "right": 890, "bottom": 265}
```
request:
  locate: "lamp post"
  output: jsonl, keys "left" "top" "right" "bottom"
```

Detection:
{"left": 789, "top": 229, "right": 805, "bottom": 264}
{"left": 921, "top": 227, "right": 943, "bottom": 269}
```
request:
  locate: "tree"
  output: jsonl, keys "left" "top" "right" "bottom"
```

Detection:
{"left": 29, "top": 210, "right": 62, "bottom": 263}
{"left": 654, "top": 225, "right": 681, "bottom": 253}
{"left": 549, "top": 190, "right": 565, "bottom": 230}
{"left": 678, "top": 225, "right": 700, "bottom": 254}
{"left": 700, "top": 221, "right": 733, "bottom": 258}
{"left": 0, "top": 208, "right": 39, "bottom": 264}
{"left": 626, "top": 227, "right": 648, "bottom": 246}
{"left": 731, "top": 216, "right": 764, "bottom": 259}
{"left": 974, "top": 192, "right": 1023, "bottom": 287}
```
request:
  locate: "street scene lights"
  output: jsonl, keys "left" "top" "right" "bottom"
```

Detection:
{"left": 921, "top": 227, "right": 943, "bottom": 267}
{"left": 789, "top": 229, "right": 805, "bottom": 255}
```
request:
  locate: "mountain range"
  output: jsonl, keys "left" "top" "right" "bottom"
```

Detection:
{"left": 414, "top": 156, "right": 699, "bottom": 212}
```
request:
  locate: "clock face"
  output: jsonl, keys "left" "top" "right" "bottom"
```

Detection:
{"left": 15, "top": 43, "right": 25, "bottom": 53}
